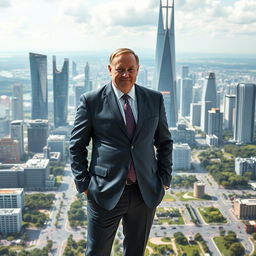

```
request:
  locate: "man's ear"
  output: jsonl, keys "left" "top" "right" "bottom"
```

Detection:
{"left": 108, "top": 65, "right": 112, "bottom": 75}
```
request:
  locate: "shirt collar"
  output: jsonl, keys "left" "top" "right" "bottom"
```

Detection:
{"left": 111, "top": 82, "right": 136, "bottom": 101}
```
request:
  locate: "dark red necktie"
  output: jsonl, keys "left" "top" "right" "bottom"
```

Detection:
{"left": 122, "top": 94, "right": 136, "bottom": 183}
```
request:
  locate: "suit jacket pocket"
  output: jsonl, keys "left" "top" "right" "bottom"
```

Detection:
{"left": 90, "top": 165, "right": 108, "bottom": 177}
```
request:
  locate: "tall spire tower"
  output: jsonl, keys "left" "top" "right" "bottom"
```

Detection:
{"left": 154, "top": 0, "right": 177, "bottom": 127}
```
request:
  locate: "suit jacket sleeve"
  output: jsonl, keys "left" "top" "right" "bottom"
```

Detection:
{"left": 154, "top": 94, "right": 173, "bottom": 187}
{"left": 69, "top": 94, "right": 92, "bottom": 193}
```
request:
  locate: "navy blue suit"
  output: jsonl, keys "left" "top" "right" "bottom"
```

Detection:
{"left": 70, "top": 83, "right": 172, "bottom": 255}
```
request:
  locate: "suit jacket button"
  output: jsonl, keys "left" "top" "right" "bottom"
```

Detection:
{"left": 131, "top": 145, "right": 134, "bottom": 149}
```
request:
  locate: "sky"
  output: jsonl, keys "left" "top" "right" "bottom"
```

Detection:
{"left": 0, "top": 0, "right": 256, "bottom": 56}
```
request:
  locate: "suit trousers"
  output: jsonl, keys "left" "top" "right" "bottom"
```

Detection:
{"left": 85, "top": 183, "right": 156, "bottom": 256}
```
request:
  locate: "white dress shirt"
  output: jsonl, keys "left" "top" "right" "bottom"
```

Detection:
{"left": 111, "top": 83, "right": 138, "bottom": 124}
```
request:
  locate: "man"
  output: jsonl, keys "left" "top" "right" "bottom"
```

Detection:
{"left": 70, "top": 48, "right": 172, "bottom": 256}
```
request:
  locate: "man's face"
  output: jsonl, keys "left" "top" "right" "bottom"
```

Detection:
{"left": 108, "top": 53, "right": 139, "bottom": 94}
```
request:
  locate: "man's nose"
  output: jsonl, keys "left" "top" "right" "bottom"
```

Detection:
{"left": 121, "top": 71, "right": 129, "bottom": 76}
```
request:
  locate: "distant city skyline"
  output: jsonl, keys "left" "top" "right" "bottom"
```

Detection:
{"left": 0, "top": 0, "right": 256, "bottom": 55}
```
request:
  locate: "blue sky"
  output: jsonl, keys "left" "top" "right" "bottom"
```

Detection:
{"left": 0, "top": 0, "right": 256, "bottom": 55}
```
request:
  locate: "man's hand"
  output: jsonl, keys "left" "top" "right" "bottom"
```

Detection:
{"left": 84, "top": 190, "right": 88, "bottom": 195}
{"left": 163, "top": 185, "right": 170, "bottom": 190}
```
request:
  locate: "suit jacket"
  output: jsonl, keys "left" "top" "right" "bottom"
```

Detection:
{"left": 70, "top": 83, "right": 173, "bottom": 210}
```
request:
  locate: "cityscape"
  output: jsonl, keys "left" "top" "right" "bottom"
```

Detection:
{"left": 1, "top": 0, "right": 256, "bottom": 255}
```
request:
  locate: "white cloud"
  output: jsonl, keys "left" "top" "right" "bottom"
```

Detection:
{"left": 0, "top": 0, "right": 11, "bottom": 8}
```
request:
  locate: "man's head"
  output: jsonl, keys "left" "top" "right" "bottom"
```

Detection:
{"left": 108, "top": 48, "right": 139, "bottom": 94}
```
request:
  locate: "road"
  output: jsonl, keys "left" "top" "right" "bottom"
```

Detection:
{"left": 30, "top": 154, "right": 255, "bottom": 256}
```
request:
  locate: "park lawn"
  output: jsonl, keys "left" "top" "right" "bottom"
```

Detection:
{"left": 146, "top": 240, "right": 174, "bottom": 255}
{"left": 198, "top": 207, "right": 227, "bottom": 224}
{"left": 214, "top": 237, "right": 232, "bottom": 256}
{"left": 158, "top": 216, "right": 184, "bottom": 225}
{"left": 163, "top": 193, "right": 176, "bottom": 202}
{"left": 169, "top": 216, "right": 184, "bottom": 225}
{"left": 176, "top": 192, "right": 200, "bottom": 201}
{"left": 176, "top": 243, "right": 202, "bottom": 256}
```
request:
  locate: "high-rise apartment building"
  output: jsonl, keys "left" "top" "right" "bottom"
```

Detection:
{"left": 12, "top": 83, "right": 24, "bottom": 120}
{"left": 10, "top": 120, "right": 24, "bottom": 158}
{"left": 200, "top": 73, "right": 217, "bottom": 133}
{"left": 29, "top": 53, "right": 48, "bottom": 120}
{"left": 53, "top": 56, "right": 69, "bottom": 128}
{"left": 27, "top": 119, "right": 48, "bottom": 153}
{"left": 154, "top": 0, "right": 177, "bottom": 127}
{"left": 234, "top": 83, "right": 256, "bottom": 144}
{"left": 224, "top": 95, "right": 236, "bottom": 130}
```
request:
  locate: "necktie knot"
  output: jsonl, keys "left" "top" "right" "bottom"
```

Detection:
{"left": 122, "top": 94, "right": 129, "bottom": 103}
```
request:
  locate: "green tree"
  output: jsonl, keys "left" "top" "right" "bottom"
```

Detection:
{"left": 229, "top": 242, "right": 245, "bottom": 256}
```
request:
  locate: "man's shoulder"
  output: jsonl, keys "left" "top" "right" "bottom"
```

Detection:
{"left": 135, "top": 84, "right": 162, "bottom": 98}
{"left": 81, "top": 83, "right": 110, "bottom": 101}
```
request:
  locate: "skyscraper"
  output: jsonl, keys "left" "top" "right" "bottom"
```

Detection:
{"left": 181, "top": 66, "right": 189, "bottom": 79}
{"left": 84, "top": 62, "right": 90, "bottom": 92}
{"left": 234, "top": 83, "right": 256, "bottom": 144}
{"left": 200, "top": 73, "right": 217, "bottom": 132}
{"left": 161, "top": 91, "right": 171, "bottom": 126}
{"left": 53, "top": 56, "right": 69, "bottom": 128}
{"left": 154, "top": 0, "right": 177, "bottom": 127}
{"left": 27, "top": 119, "right": 49, "bottom": 153}
{"left": 10, "top": 120, "right": 24, "bottom": 158}
{"left": 224, "top": 94, "right": 236, "bottom": 130}
{"left": 72, "top": 61, "right": 78, "bottom": 77}
{"left": 207, "top": 108, "right": 223, "bottom": 144}
{"left": 180, "top": 78, "right": 193, "bottom": 117}
{"left": 75, "top": 85, "right": 85, "bottom": 108}
{"left": 29, "top": 53, "right": 48, "bottom": 120}
{"left": 12, "top": 83, "right": 24, "bottom": 120}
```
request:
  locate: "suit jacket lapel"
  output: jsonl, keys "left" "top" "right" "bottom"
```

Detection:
{"left": 133, "top": 85, "right": 145, "bottom": 141}
{"left": 104, "top": 83, "right": 130, "bottom": 139}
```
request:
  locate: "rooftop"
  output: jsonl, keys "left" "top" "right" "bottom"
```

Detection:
{"left": 0, "top": 208, "right": 21, "bottom": 215}
{"left": 237, "top": 199, "right": 256, "bottom": 205}
{"left": 23, "top": 159, "right": 49, "bottom": 169}
{"left": 48, "top": 135, "right": 66, "bottom": 141}
{"left": 0, "top": 188, "right": 23, "bottom": 195}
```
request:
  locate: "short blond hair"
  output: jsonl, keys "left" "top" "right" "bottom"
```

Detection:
{"left": 109, "top": 48, "right": 139, "bottom": 65}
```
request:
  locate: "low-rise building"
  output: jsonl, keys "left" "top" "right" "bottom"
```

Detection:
{"left": 169, "top": 124, "right": 195, "bottom": 146}
{"left": 0, "top": 188, "right": 24, "bottom": 209}
{"left": 173, "top": 143, "right": 191, "bottom": 170}
{"left": 0, "top": 137, "right": 20, "bottom": 163}
{"left": 0, "top": 208, "right": 22, "bottom": 235}
{"left": 234, "top": 199, "right": 256, "bottom": 219}
{"left": 194, "top": 182, "right": 205, "bottom": 198}
{"left": 235, "top": 157, "right": 256, "bottom": 176}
